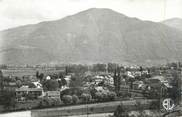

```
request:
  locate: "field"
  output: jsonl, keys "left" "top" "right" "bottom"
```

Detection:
{"left": 31, "top": 99, "right": 156, "bottom": 117}
{"left": 2, "top": 68, "right": 65, "bottom": 77}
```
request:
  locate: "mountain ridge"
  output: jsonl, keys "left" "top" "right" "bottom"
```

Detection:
{"left": 162, "top": 18, "right": 182, "bottom": 31}
{"left": 1, "top": 8, "right": 182, "bottom": 65}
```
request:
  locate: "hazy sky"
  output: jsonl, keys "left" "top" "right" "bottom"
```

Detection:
{"left": 0, "top": 0, "right": 181, "bottom": 31}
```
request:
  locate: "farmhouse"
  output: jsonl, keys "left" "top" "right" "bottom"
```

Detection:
{"left": 15, "top": 87, "right": 43, "bottom": 101}
{"left": 133, "top": 81, "right": 144, "bottom": 90}
{"left": 146, "top": 76, "right": 172, "bottom": 88}
{"left": 44, "top": 91, "right": 60, "bottom": 99}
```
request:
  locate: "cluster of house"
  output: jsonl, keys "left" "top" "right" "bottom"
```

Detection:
{"left": 126, "top": 70, "right": 149, "bottom": 78}
{"left": 3, "top": 74, "right": 71, "bottom": 102}
{"left": 15, "top": 86, "right": 61, "bottom": 102}
{"left": 83, "top": 74, "right": 114, "bottom": 88}
{"left": 83, "top": 70, "right": 172, "bottom": 94}
{"left": 132, "top": 75, "right": 172, "bottom": 90}
{"left": 2, "top": 66, "right": 174, "bottom": 102}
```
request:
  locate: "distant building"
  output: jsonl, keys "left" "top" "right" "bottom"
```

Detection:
{"left": 133, "top": 81, "right": 144, "bottom": 90}
{"left": 150, "top": 76, "right": 168, "bottom": 83}
{"left": 146, "top": 76, "right": 172, "bottom": 88}
{"left": 93, "top": 75, "right": 114, "bottom": 86}
{"left": 44, "top": 91, "right": 60, "bottom": 99}
{"left": 32, "top": 81, "right": 42, "bottom": 88}
{"left": 95, "top": 86, "right": 109, "bottom": 93}
{"left": 1, "top": 69, "right": 36, "bottom": 77}
{"left": 23, "top": 75, "right": 37, "bottom": 82}
{"left": 15, "top": 87, "right": 43, "bottom": 101}
{"left": 120, "top": 84, "right": 130, "bottom": 90}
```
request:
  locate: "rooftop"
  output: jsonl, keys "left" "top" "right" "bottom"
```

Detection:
{"left": 16, "top": 87, "right": 43, "bottom": 92}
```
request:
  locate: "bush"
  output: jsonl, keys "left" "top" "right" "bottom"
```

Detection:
{"left": 39, "top": 98, "right": 48, "bottom": 107}
{"left": 39, "top": 98, "right": 62, "bottom": 107}
{"left": 72, "top": 95, "right": 79, "bottom": 104}
{"left": 102, "top": 92, "right": 109, "bottom": 101}
{"left": 62, "top": 95, "right": 73, "bottom": 105}
{"left": 0, "top": 90, "right": 16, "bottom": 110}
{"left": 114, "top": 103, "right": 129, "bottom": 117}
{"left": 95, "top": 91, "right": 116, "bottom": 102}
{"left": 51, "top": 98, "right": 62, "bottom": 106}
{"left": 40, "top": 98, "right": 53, "bottom": 107}
{"left": 95, "top": 92, "right": 104, "bottom": 102}
{"left": 15, "top": 100, "right": 40, "bottom": 110}
{"left": 107, "top": 91, "right": 117, "bottom": 101}
{"left": 80, "top": 93, "right": 92, "bottom": 103}
{"left": 90, "top": 88, "right": 97, "bottom": 98}
{"left": 60, "top": 88, "right": 83, "bottom": 98}
{"left": 46, "top": 98, "right": 54, "bottom": 106}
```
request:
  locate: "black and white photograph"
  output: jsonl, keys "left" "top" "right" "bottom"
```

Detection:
{"left": 0, "top": 0, "right": 182, "bottom": 117}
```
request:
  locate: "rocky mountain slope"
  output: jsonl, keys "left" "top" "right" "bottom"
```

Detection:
{"left": 1, "top": 8, "right": 182, "bottom": 65}
{"left": 162, "top": 18, "right": 182, "bottom": 31}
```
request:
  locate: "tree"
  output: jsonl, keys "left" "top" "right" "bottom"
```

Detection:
{"left": 168, "top": 85, "right": 180, "bottom": 104}
{"left": 0, "top": 90, "right": 16, "bottom": 110}
{"left": 16, "top": 80, "right": 22, "bottom": 88}
{"left": 108, "top": 63, "right": 118, "bottom": 73}
{"left": 107, "top": 91, "right": 117, "bottom": 101}
{"left": 52, "top": 74, "right": 58, "bottom": 79}
{"left": 65, "top": 66, "right": 68, "bottom": 75}
{"left": 80, "top": 93, "right": 92, "bottom": 103}
{"left": 90, "top": 87, "right": 97, "bottom": 99}
{"left": 61, "top": 78, "right": 67, "bottom": 86}
{"left": 62, "top": 95, "right": 73, "bottom": 105}
{"left": 43, "top": 79, "right": 59, "bottom": 91}
{"left": 39, "top": 97, "right": 62, "bottom": 107}
{"left": 128, "top": 77, "right": 135, "bottom": 89}
{"left": 36, "top": 71, "right": 44, "bottom": 81}
{"left": 36, "top": 71, "right": 39, "bottom": 79}
{"left": 114, "top": 103, "right": 129, "bottom": 117}
{"left": 39, "top": 98, "right": 49, "bottom": 107}
{"left": 0, "top": 70, "right": 3, "bottom": 91}
{"left": 92, "top": 64, "right": 106, "bottom": 72}
{"left": 58, "top": 72, "right": 64, "bottom": 79}
{"left": 95, "top": 92, "right": 104, "bottom": 102}
{"left": 60, "top": 88, "right": 83, "bottom": 98}
{"left": 65, "top": 64, "right": 88, "bottom": 74}
{"left": 170, "top": 69, "right": 181, "bottom": 104}
{"left": 69, "top": 73, "right": 84, "bottom": 88}
{"left": 139, "top": 66, "right": 143, "bottom": 72}
{"left": 113, "top": 67, "right": 121, "bottom": 95}
{"left": 39, "top": 73, "right": 44, "bottom": 81}
{"left": 72, "top": 95, "right": 79, "bottom": 104}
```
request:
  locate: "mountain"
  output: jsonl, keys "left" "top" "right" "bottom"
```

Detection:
{"left": 162, "top": 18, "right": 182, "bottom": 31}
{"left": 1, "top": 8, "right": 182, "bottom": 65}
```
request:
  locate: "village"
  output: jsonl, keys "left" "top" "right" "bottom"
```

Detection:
{"left": 0, "top": 62, "right": 181, "bottom": 116}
